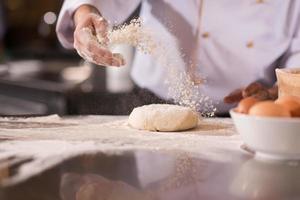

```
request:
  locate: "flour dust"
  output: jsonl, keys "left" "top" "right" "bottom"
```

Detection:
{"left": 98, "top": 18, "right": 216, "bottom": 116}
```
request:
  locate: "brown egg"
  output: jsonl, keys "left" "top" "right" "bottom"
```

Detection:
{"left": 249, "top": 101, "right": 291, "bottom": 117}
{"left": 275, "top": 96, "right": 300, "bottom": 117}
{"left": 236, "top": 97, "right": 259, "bottom": 114}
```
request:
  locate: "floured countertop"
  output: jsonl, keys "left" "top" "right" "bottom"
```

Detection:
{"left": 0, "top": 115, "right": 245, "bottom": 186}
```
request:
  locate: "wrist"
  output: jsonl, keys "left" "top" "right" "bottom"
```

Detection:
{"left": 74, "top": 4, "right": 101, "bottom": 27}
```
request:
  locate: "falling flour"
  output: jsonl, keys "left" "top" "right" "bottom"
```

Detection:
{"left": 98, "top": 18, "right": 216, "bottom": 116}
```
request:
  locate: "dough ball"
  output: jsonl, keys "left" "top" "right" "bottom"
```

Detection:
{"left": 128, "top": 104, "right": 199, "bottom": 132}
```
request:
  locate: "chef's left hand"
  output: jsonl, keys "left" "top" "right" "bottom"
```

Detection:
{"left": 223, "top": 82, "right": 278, "bottom": 104}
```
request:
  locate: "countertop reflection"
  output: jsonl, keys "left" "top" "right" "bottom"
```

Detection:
{"left": 1, "top": 150, "right": 300, "bottom": 200}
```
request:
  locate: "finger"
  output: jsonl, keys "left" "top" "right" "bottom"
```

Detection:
{"left": 74, "top": 23, "right": 125, "bottom": 67}
{"left": 93, "top": 16, "right": 108, "bottom": 35}
{"left": 76, "top": 49, "right": 96, "bottom": 64}
{"left": 74, "top": 28, "right": 98, "bottom": 58}
{"left": 85, "top": 40, "right": 113, "bottom": 58}
{"left": 74, "top": 26, "right": 110, "bottom": 66}
{"left": 74, "top": 41, "right": 107, "bottom": 65}
{"left": 111, "top": 58, "right": 122, "bottom": 67}
{"left": 268, "top": 85, "right": 278, "bottom": 100}
{"left": 112, "top": 53, "right": 126, "bottom": 66}
{"left": 75, "top": 27, "right": 98, "bottom": 49}
{"left": 224, "top": 88, "right": 243, "bottom": 104}
{"left": 96, "top": 34, "right": 109, "bottom": 46}
{"left": 79, "top": 49, "right": 126, "bottom": 67}
{"left": 252, "top": 90, "right": 270, "bottom": 101}
{"left": 75, "top": 14, "right": 96, "bottom": 33}
{"left": 93, "top": 16, "right": 109, "bottom": 45}
{"left": 78, "top": 49, "right": 110, "bottom": 66}
{"left": 93, "top": 55, "right": 115, "bottom": 66}
{"left": 77, "top": 39, "right": 118, "bottom": 66}
{"left": 243, "top": 82, "right": 264, "bottom": 98}
{"left": 98, "top": 55, "right": 124, "bottom": 67}
{"left": 88, "top": 45, "right": 125, "bottom": 67}
{"left": 76, "top": 27, "right": 112, "bottom": 58}
{"left": 86, "top": 50, "right": 119, "bottom": 67}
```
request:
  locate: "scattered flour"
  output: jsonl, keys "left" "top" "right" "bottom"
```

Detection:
{"left": 0, "top": 114, "right": 61, "bottom": 123}
{"left": 106, "top": 19, "right": 157, "bottom": 55}
{"left": 0, "top": 116, "right": 240, "bottom": 187}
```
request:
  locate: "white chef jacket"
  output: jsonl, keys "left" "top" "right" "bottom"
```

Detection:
{"left": 56, "top": 0, "right": 300, "bottom": 113}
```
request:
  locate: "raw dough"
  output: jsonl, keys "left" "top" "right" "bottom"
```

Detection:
{"left": 128, "top": 104, "right": 199, "bottom": 132}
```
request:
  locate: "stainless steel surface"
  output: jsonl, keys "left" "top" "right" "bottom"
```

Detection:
{"left": 0, "top": 150, "right": 299, "bottom": 200}
{"left": 0, "top": 116, "right": 298, "bottom": 200}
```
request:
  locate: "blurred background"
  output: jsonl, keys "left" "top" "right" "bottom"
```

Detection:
{"left": 0, "top": 0, "right": 139, "bottom": 116}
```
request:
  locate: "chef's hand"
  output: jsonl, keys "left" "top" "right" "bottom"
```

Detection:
{"left": 73, "top": 5, "right": 125, "bottom": 67}
{"left": 224, "top": 82, "right": 278, "bottom": 104}
{"left": 60, "top": 173, "right": 151, "bottom": 200}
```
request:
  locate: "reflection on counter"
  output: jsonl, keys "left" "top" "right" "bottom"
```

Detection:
{"left": 1, "top": 150, "right": 299, "bottom": 200}
{"left": 0, "top": 151, "right": 231, "bottom": 200}
{"left": 230, "top": 159, "right": 300, "bottom": 200}
{"left": 60, "top": 173, "right": 151, "bottom": 200}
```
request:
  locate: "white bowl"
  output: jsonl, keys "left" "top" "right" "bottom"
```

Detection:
{"left": 230, "top": 109, "right": 300, "bottom": 160}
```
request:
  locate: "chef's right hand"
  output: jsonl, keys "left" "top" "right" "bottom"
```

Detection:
{"left": 223, "top": 82, "right": 278, "bottom": 104}
{"left": 73, "top": 5, "right": 125, "bottom": 67}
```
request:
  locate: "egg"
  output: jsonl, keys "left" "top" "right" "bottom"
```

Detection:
{"left": 249, "top": 101, "right": 291, "bottom": 117}
{"left": 236, "top": 97, "right": 259, "bottom": 114}
{"left": 275, "top": 96, "right": 300, "bottom": 117}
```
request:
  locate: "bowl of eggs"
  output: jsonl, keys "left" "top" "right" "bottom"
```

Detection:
{"left": 230, "top": 95, "right": 300, "bottom": 160}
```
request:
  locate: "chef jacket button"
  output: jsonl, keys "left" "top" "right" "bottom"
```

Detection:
{"left": 202, "top": 32, "right": 210, "bottom": 38}
{"left": 246, "top": 41, "right": 254, "bottom": 48}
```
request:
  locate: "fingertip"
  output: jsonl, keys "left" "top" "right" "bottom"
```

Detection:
{"left": 104, "top": 51, "right": 113, "bottom": 58}
{"left": 110, "top": 56, "right": 127, "bottom": 67}
{"left": 111, "top": 61, "right": 119, "bottom": 67}
{"left": 121, "top": 59, "right": 126, "bottom": 66}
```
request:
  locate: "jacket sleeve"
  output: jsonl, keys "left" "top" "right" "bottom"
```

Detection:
{"left": 283, "top": 4, "right": 300, "bottom": 68}
{"left": 56, "top": 0, "right": 141, "bottom": 49}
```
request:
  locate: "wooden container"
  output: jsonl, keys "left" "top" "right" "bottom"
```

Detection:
{"left": 276, "top": 68, "right": 300, "bottom": 98}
